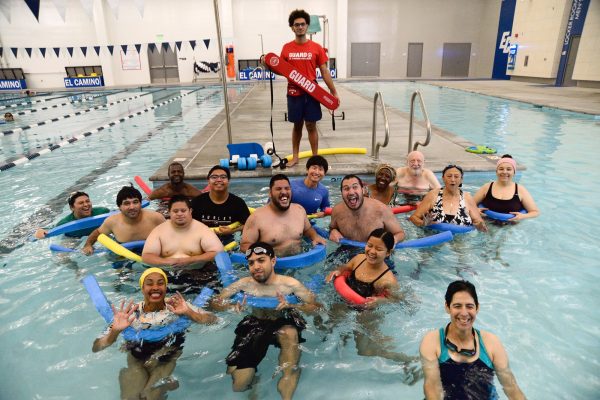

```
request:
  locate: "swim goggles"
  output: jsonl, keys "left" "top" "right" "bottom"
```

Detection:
{"left": 442, "top": 164, "right": 464, "bottom": 176}
{"left": 444, "top": 323, "right": 477, "bottom": 357}
{"left": 245, "top": 246, "right": 274, "bottom": 259}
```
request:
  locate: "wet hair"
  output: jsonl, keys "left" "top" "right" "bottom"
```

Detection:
{"left": 501, "top": 154, "right": 513, "bottom": 159}
{"left": 442, "top": 164, "right": 464, "bottom": 177}
{"left": 67, "top": 191, "right": 89, "bottom": 207}
{"left": 246, "top": 241, "right": 275, "bottom": 259}
{"left": 116, "top": 185, "right": 142, "bottom": 206}
{"left": 368, "top": 228, "right": 394, "bottom": 251}
{"left": 207, "top": 165, "right": 231, "bottom": 180}
{"left": 168, "top": 194, "right": 192, "bottom": 211}
{"left": 445, "top": 280, "right": 479, "bottom": 308}
{"left": 269, "top": 173, "right": 290, "bottom": 189}
{"left": 168, "top": 162, "right": 184, "bottom": 175}
{"left": 306, "top": 155, "right": 328, "bottom": 173}
{"left": 340, "top": 174, "right": 363, "bottom": 191}
{"left": 288, "top": 9, "right": 310, "bottom": 27}
{"left": 4, "top": 112, "right": 13, "bottom": 118}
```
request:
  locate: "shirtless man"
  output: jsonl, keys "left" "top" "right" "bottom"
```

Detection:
{"left": 149, "top": 162, "right": 202, "bottom": 200}
{"left": 329, "top": 175, "right": 405, "bottom": 244}
{"left": 82, "top": 185, "right": 165, "bottom": 255}
{"left": 211, "top": 242, "right": 321, "bottom": 400}
{"left": 240, "top": 174, "right": 326, "bottom": 256}
{"left": 142, "top": 195, "right": 223, "bottom": 271}
{"left": 395, "top": 151, "right": 441, "bottom": 191}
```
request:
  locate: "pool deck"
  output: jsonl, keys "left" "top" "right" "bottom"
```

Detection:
{"left": 149, "top": 79, "right": 600, "bottom": 182}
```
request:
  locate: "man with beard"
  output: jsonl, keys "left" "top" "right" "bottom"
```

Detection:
{"left": 142, "top": 195, "right": 224, "bottom": 287}
{"left": 395, "top": 151, "right": 441, "bottom": 204}
{"left": 149, "top": 162, "right": 202, "bottom": 200}
{"left": 240, "top": 174, "right": 326, "bottom": 256}
{"left": 82, "top": 185, "right": 165, "bottom": 255}
{"left": 210, "top": 242, "right": 321, "bottom": 400}
{"left": 329, "top": 175, "right": 405, "bottom": 244}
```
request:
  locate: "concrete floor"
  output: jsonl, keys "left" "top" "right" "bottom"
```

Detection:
{"left": 149, "top": 79, "right": 600, "bottom": 182}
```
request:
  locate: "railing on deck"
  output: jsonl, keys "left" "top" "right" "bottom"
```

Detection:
{"left": 371, "top": 91, "right": 390, "bottom": 161}
{"left": 408, "top": 90, "right": 432, "bottom": 152}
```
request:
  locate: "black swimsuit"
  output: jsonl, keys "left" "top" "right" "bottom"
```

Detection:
{"left": 481, "top": 182, "right": 524, "bottom": 214}
{"left": 346, "top": 258, "right": 391, "bottom": 298}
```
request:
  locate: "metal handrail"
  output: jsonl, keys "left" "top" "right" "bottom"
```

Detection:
{"left": 408, "top": 90, "right": 432, "bottom": 152}
{"left": 371, "top": 91, "right": 390, "bottom": 160}
{"left": 250, "top": 66, "right": 266, "bottom": 86}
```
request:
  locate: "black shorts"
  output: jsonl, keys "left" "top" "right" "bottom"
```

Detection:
{"left": 225, "top": 311, "right": 306, "bottom": 371}
{"left": 166, "top": 262, "right": 220, "bottom": 294}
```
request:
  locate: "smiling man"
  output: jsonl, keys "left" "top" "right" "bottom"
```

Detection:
{"left": 290, "top": 155, "right": 331, "bottom": 217}
{"left": 82, "top": 185, "right": 165, "bottom": 255}
{"left": 329, "top": 174, "right": 405, "bottom": 243}
{"left": 191, "top": 165, "right": 250, "bottom": 246}
{"left": 240, "top": 174, "right": 326, "bottom": 256}
{"left": 149, "top": 162, "right": 202, "bottom": 200}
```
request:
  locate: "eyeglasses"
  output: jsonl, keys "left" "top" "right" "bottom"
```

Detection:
{"left": 444, "top": 323, "right": 477, "bottom": 357}
{"left": 293, "top": 22, "right": 307, "bottom": 28}
{"left": 245, "top": 246, "right": 272, "bottom": 258}
{"left": 209, "top": 174, "right": 228, "bottom": 181}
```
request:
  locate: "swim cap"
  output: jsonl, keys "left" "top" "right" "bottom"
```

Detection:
{"left": 496, "top": 157, "right": 517, "bottom": 172}
{"left": 375, "top": 164, "right": 396, "bottom": 180}
{"left": 139, "top": 267, "right": 168, "bottom": 289}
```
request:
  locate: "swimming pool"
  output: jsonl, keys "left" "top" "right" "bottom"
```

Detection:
{"left": 1, "top": 81, "right": 599, "bottom": 399}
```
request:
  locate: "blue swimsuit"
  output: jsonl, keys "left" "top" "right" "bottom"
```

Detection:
{"left": 438, "top": 327, "right": 498, "bottom": 400}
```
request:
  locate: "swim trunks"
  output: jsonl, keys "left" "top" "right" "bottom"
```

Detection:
{"left": 225, "top": 310, "right": 306, "bottom": 371}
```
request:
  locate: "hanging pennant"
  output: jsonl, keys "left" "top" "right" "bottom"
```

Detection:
{"left": 162, "top": 42, "right": 170, "bottom": 52}
{"left": 79, "top": 0, "right": 93, "bottom": 20}
{"left": 11, "top": 48, "right": 18, "bottom": 58}
{"left": 135, "top": 44, "right": 142, "bottom": 54}
{"left": 175, "top": 41, "right": 182, "bottom": 51}
{"left": 0, "top": 48, "right": 3, "bottom": 58}
{"left": 121, "top": 44, "right": 128, "bottom": 54}
{"left": 107, "top": 45, "right": 114, "bottom": 55}
{"left": 148, "top": 43, "right": 156, "bottom": 53}
{"left": 50, "top": 0, "right": 67, "bottom": 22}
{"left": 0, "top": 2, "right": 11, "bottom": 23}
{"left": 93, "top": 46, "right": 101, "bottom": 56}
{"left": 39, "top": 47, "right": 47, "bottom": 58}
{"left": 25, "top": 48, "right": 33, "bottom": 58}
{"left": 189, "top": 40, "right": 197, "bottom": 50}
{"left": 80, "top": 47, "right": 87, "bottom": 57}
{"left": 203, "top": 39, "right": 210, "bottom": 49}
{"left": 24, "top": 0, "right": 41, "bottom": 21}
{"left": 53, "top": 47, "right": 61, "bottom": 57}
{"left": 132, "top": 0, "right": 144, "bottom": 17}
{"left": 67, "top": 47, "right": 74, "bottom": 57}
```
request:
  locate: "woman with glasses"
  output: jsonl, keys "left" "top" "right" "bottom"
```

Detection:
{"left": 420, "top": 280, "right": 526, "bottom": 400}
{"left": 473, "top": 155, "right": 539, "bottom": 222}
{"left": 409, "top": 165, "right": 487, "bottom": 231}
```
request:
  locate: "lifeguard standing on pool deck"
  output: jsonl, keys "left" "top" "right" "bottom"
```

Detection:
{"left": 266, "top": 9, "right": 339, "bottom": 168}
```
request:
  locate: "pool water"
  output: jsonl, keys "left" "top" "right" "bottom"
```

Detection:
{"left": 0, "top": 82, "right": 599, "bottom": 399}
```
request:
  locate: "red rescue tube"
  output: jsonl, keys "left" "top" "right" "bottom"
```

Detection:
{"left": 134, "top": 175, "right": 152, "bottom": 196}
{"left": 334, "top": 271, "right": 367, "bottom": 305}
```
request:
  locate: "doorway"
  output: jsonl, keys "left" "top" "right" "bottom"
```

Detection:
{"left": 351, "top": 43, "right": 381, "bottom": 77}
{"left": 148, "top": 46, "right": 180, "bottom": 83}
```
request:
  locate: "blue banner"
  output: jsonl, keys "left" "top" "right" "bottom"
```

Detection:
{"left": 556, "top": 0, "right": 590, "bottom": 86}
{"left": 239, "top": 68, "right": 337, "bottom": 81}
{"left": 492, "top": 0, "right": 516, "bottom": 79}
{"left": 64, "top": 76, "right": 105, "bottom": 88}
{"left": 0, "top": 79, "right": 27, "bottom": 90}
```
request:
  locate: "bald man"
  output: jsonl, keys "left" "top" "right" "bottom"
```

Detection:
{"left": 395, "top": 151, "right": 441, "bottom": 191}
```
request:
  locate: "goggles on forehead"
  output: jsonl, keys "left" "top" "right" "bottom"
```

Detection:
{"left": 245, "top": 246, "right": 273, "bottom": 259}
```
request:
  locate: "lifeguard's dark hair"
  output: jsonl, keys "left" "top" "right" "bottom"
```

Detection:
{"left": 368, "top": 228, "right": 394, "bottom": 252}
{"left": 288, "top": 9, "right": 310, "bottom": 27}
{"left": 445, "top": 280, "right": 479, "bottom": 308}
{"left": 116, "top": 185, "right": 142, "bottom": 206}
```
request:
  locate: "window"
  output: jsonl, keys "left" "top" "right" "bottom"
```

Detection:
{"left": 0, "top": 68, "right": 24, "bottom": 80}
{"left": 65, "top": 66, "right": 103, "bottom": 78}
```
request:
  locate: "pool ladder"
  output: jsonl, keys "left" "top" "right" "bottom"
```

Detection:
{"left": 371, "top": 90, "right": 432, "bottom": 160}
